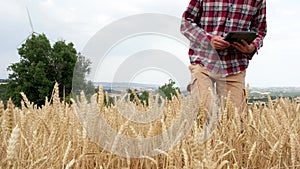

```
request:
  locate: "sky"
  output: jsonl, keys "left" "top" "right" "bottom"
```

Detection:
{"left": 0, "top": 0, "right": 299, "bottom": 88}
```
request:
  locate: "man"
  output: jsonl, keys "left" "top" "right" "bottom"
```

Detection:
{"left": 180, "top": 0, "right": 267, "bottom": 115}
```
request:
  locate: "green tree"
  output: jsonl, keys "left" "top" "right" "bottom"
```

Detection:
{"left": 126, "top": 79, "right": 180, "bottom": 106}
{"left": 7, "top": 34, "right": 53, "bottom": 106}
{"left": 50, "top": 41, "right": 77, "bottom": 97}
{"left": 0, "top": 83, "right": 8, "bottom": 103}
{"left": 157, "top": 79, "right": 180, "bottom": 100}
{"left": 6, "top": 34, "right": 93, "bottom": 106}
{"left": 72, "top": 53, "right": 95, "bottom": 96}
{"left": 127, "top": 89, "right": 149, "bottom": 106}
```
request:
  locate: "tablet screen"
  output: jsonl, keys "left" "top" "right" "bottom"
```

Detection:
{"left": 224, "top": 31, "right": 257, "bottom": 44}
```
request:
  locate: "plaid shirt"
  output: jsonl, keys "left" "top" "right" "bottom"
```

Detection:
{"left": 180, "top": 0, "right": 267, "bottom": 76}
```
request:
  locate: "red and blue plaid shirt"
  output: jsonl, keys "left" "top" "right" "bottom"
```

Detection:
{"left": 180, "top": 0, "right": 267, "bottom": 76}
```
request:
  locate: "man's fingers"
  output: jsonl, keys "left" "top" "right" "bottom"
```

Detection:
{"left": 232, "top": 43, "right": 243, "bottom": 51}
{"left": 232, "top": 42, "right": 244, "bottom": 49}
{"left": 211, "top": 36, "right": 231, "bottom": 50}
{"left": 240, "top": 39, "right": 248, "bottom": 46}
{"left": 214, "top": 41, "right": 224, "bottom": 47}
{"left": 214, "top": 38, "right": 230, "bottom": 45}
{"left": 212, "top": 40, "right": 230, "bottom": 49}
{"left": 214, "top": 43, "right": 226, "bottom": 49}
{"left": 230, "top": 40, "right": 255, "bottom": 54}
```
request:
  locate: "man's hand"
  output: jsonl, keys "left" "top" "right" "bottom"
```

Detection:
{"left": 210, "top": 36, "right": 231, "bottom": 50}
{"left": 232, "top": 39, "right": 256, "bottom": 54}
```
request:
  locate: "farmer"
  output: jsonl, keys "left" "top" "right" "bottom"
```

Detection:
{"left": 181, "top": 0, "right": 267, "bottom": 116}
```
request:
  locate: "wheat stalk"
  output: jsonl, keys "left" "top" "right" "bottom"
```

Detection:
{"left": 182, "top": 148, "right": 189, "bottom": 169}
{"left": 98, "top": 85, "right": 104, "bottom": 110}
{"left": 247, "top": 141, "right": 257, "bottom": 167}
{"left": 4, "top": 99, "right": 14, "bottom": 142}
{"left": 6, "top": 125, "right": 20, "bottom": 167}
{"left": 62, "top": 141, "right": 72, "bottom": 168}
{"left": 0, "top": 101, "right": 4, "bottom": 135}
{"left": 290, "top": 133, "right": 296, "bottom": 168}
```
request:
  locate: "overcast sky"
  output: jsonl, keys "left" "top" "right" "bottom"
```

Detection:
{"left": 0, "top": 0, "right": 299, "bottom": 87}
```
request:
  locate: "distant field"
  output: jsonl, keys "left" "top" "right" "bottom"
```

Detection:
{"left": 248, "top": 87, "right": 300, "bottom": 103}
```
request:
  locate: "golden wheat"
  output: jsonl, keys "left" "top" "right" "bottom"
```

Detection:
{"left": 0, "top": 83, "right": 299, "bottom": 168}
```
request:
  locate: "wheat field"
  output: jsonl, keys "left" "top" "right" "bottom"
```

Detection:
{"left": 0, "top": 83, "right": 299, "bottom": 169}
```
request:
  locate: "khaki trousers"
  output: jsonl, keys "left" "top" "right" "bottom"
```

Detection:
{"left": 188, "top": 64, "right": 247, "bottom": 115}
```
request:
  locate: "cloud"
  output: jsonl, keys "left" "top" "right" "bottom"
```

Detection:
{"left": 0, "top": 0, "right": 27, "bottom": 21}
{"left": 0, "top": 0, "right": 299, "bottom": 87}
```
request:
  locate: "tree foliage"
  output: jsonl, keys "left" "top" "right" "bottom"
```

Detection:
{"left": 6, "top": 34, "right": 93, "bottom": 106}
{"left": 127, "top": 89, "right": 149, "bottom": 106}
{"left": 126, "top": 79, "right": 180, "bottom": 106}
{"left": 157, "top": 79, "right": 180, "bottom": 100}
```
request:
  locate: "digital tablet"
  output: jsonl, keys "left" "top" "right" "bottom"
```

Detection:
{"left": 224, "top": 31, "right": 257, "bottom": 44}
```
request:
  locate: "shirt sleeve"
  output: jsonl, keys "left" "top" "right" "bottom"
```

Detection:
{"left": 251, "top": 0, "right": 267, "bottom": 53}
{"left": 180, "top": 0, "right": 212, "bottom": 45}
